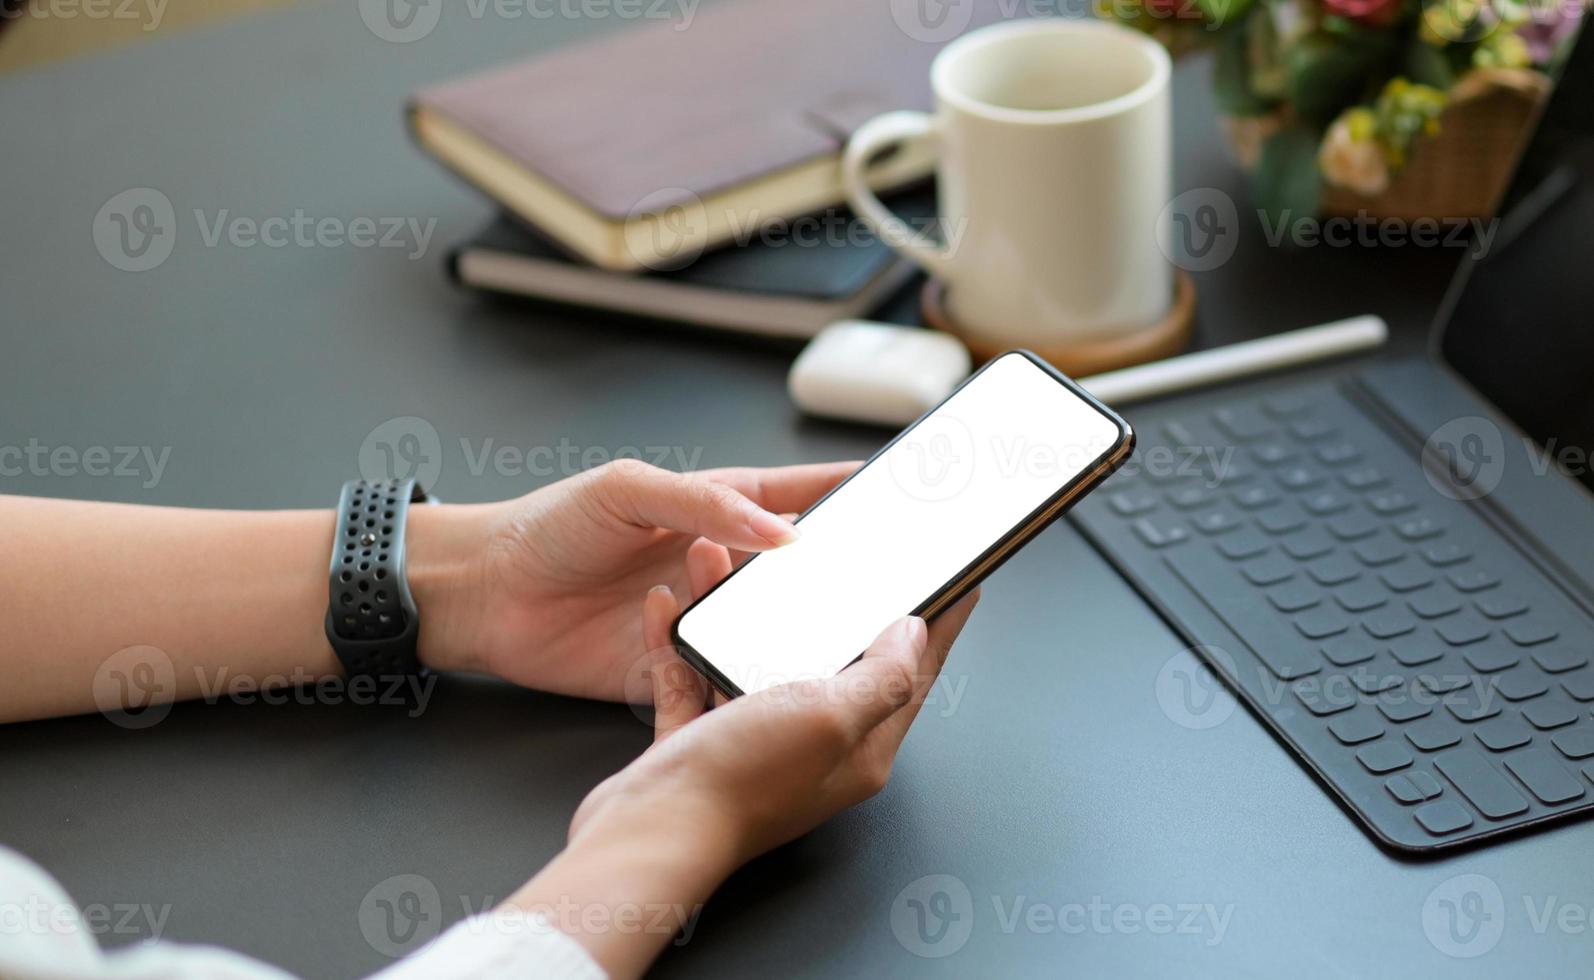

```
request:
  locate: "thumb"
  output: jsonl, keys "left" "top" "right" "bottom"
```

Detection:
{"left": 592, "top": 461, "right": 799, "bottom": 553}
{"left": 833, "top": 616, "right": 928, "bottom": 736}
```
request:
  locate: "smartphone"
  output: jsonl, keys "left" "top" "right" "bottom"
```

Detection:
{"left": 672, "top": 350, "right": 1134, "bottom": 697}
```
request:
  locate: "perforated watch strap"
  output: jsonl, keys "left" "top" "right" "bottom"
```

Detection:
{"left": 325, "top": 478, "right": 428, "bottom": 677}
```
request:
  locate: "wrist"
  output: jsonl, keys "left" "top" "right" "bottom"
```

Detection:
{"left": 404, "top": 502, "right": 498, "bottom": 674}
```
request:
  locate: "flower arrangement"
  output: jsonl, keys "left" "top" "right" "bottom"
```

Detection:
{"left": 1101, "top": 0, "right": 1585, "bottom": 218}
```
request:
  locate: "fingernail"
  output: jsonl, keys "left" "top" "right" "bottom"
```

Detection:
{"left": 649, "top": 584, "right": 673, "bottom": 596}
{"left": 902, "top": 616, "right": 928, "bottom": 651}
{"left": 749, "top": 509, "right": 801, "bottom": 547}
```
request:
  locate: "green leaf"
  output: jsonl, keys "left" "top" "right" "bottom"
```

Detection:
{"left": 1252, "top": 125, "right": 1323, "bottom": 227}
{"left": 1286, "top": 32, "right": 1391, "bottom": 126}
{"left": 1213, "top": 19, "right": 1277, "bottom": 115}
{"left": 1403, "top": 35, "right": 1456, "bottom": 88}
{"left": 1194, "top": 0, "right": 1253, "bottom": 28}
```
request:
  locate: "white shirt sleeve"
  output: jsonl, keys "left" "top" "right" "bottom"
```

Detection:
{"left": 0, "top": 846, "right": 606, "bottom": 980}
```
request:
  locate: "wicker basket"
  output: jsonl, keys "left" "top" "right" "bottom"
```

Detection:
{"left": 1224, "top": 68, "right": 1551, "bottom": 220}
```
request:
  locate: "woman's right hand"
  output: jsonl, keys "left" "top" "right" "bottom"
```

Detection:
{"left": 502, "top": 570, "right": 979, "bottom": 980}
{"left": 570, "top": 582, "right": 981, "bottom": 870}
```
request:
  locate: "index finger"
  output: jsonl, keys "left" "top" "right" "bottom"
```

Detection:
{"left": 694, "top": 461, "right": 860, "bottom": 517}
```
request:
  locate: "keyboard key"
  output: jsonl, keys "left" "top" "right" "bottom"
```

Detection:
{"left": 1167, "top": 486, "right": 1215, "bottom": 511}
{"left": 1363, "top": 608, "right": 1417, "bottom": 640}
{"left": 1217, "top": 530, "right": 1270, "bottom": 560}
{"left": 1354, "top": 537, "right": 1406, "bottom": 567}
{"left": 1329, "top": 713, "right": 1385, "bottom": 745}
{"left": 1282, "top": 529, "right": 1335, "bottom": 561}
{"left": 1166, "top": 551, "right": 1322, "bottom": 680}
{"left": 1250, "top": 442, "right": 1296, "bottom": 466}
{"left": 1315, "top": 443, "right": 1362, "bottom": 467}
{"left": 1268, "top": 581, "right": 1322, "bottom": 613}
{"left": 1415, "top": 800, "right": 1474, "bottom": 835}
{"left": 1369, "top": 492, "right": 1417, "bottom": 516}
{"left": 1495, "top": 670, "right": 1549, "bottom": 702}
{"left": 1464, "top": 648, "right": 1520, "bottom": 673}
{"left": 1322, "top": 635, "right": 1380, "bottom": 667}
{"left": 1214, "top": 406, "right": 1272, "bottom": 441}
{"left": 1504, "top": 751, "right": 1586, "bottom": 805}
{"left": 1421, "top": 543, "right": 1472, "bottom": 567}
{"left": 1335, "top": 580, "right": 1388, "bottom": 613}
{"left": 1551, "top": 730, "right": 1594, "bottom": 759}
{"left": 1263, "top": 394, "right": 1310, "bottom": 417}
{"left": 1294, "top": 677, "right": 1357, "bottom": 716}
{"left": 1506, "top": 621, "right": 1559, "bottom": 647}
{"left": 1561, "top": 672, "right": 1594, "bottom": 701}
{"left": 1409, "top": 589, "right": 1463, "bottom": 620}
{"left": 1477, "top": 594, "right": 1530, "bottom": 620}
{"left": 1389, "top": 632, "right": 1447, "bottom": 667}
{"left": 1358, "top": 741, "right": 1413, "bottom": 774}
{"left": 1295, "top": 607, "right": 1350, "bottom": 640}
{"left": 1533, "top": 647, "right": 1590, "bottom": 674}
{"left": 1378, "top": 687, "right": 1434, "bottom": 723}
{"left": 1109, "top": 491, "right": 1159, "bottom": 516}
{"left": 1475, "top": 719, "right": 1533, "bottom": 752}
{"left": 1342, "top": 466, "right": 1388, "bottom": 491}
{"left": 1446, "top": 684, "right": 1504, "bottom": 723}
{"left": 1449, "top": 569, "right": 1500, "bottom": 593}
{"left": 1192, "top": 509, "right": 1242, "bottom": 535}
{"left": 1306, "top": 555, "right": 1361, "bottom": 587}
{"left": 1132, "top": 518, "right": 1190, "bottom": 549}
{"left": 1349, "top": 667, "right": 1403, "bottom": 694}
{"left": 1387, "top": 770, "right": 1444, "bottom": 804}
{"left": 1241, "top": 555, "right": 1295, "bottom": 587}
{"left": 1290, "top": 418, "right": 1338, "bottom": 442}
{"left": 1406, "top": 717, "right": 1464, "bottom": 752}
{"left": 1256, "top": 505, "right": 1307, "bottom": 535}
{"left": 1327, "top": 512, "right": 1380, "bottom": 541}
{"left": 1232, "top": 486, "right": 1278, "bottom": 511}
{"left": 1435, "top": 749, "right": 1531, "bottom": 819}
{"left": 1278, "top": 467, "right": 1325, "bottom": 491}
{"left": 1394, "top": 517, "right": 1445, "bottom": 542}
{"left": 1417, "top": 672, "right": 1472, "bottom": 695}
{"left": 1437, "top": 616, "right": 1493, "bottom": 647}
{"left": 1380, "top": 563, "right": 1435, "bottom": 593}
{"left": 1304, "top": 491, "right": 1354, "bottom": 516}
{"left": 1522, "top": 700, "right": 1579, "bottom": 730}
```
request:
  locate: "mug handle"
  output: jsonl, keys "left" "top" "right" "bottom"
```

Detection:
{"left": 841, "top": 111, "right": 955, "bottom": 282}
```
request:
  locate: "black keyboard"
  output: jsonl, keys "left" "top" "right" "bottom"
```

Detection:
{"left": 1073, "top": 379, "right": 1594, "bottom": 852}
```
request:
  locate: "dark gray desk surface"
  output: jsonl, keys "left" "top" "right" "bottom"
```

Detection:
{"left": 1, "top": 3, "right": 1586, "bottom": 978}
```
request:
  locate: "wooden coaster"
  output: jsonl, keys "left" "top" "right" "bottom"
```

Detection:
{"left": 922, "top": 270, "right": 1197, "bottom": 377}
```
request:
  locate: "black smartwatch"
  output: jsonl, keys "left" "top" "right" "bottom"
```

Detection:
{"left": 325, "top": 478, "right": 430, "bottom": 677}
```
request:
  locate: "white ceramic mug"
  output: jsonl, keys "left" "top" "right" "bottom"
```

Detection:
{"left": 842, "top": 18, "right": 1172, "bottom": 349}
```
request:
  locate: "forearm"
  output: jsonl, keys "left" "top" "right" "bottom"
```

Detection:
{"left": 501, "top": 806, "right": 740, "bottom": 980}
{"left": 0, "top": 495, "right": 490, "bottom": 724}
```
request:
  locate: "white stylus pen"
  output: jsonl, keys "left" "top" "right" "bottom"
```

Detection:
{"left": 1078, "top": 315, "right": 1389, "bottom": 406}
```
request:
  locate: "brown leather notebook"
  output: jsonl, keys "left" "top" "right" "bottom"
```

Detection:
{"left": 408, "top": 0, "right": 1006, "bottom": 271}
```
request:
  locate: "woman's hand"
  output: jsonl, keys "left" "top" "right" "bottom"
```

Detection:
{"left": 502, "top": 583, "right": 980, "bottom": 980}
{"left": 409, "top": 459, "right": 857, "bottom": 699}
{"left": 573, "top": 582, "right": 980, "bottom": 866}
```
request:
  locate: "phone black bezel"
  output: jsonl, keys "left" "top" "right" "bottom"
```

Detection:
{"left": 670, "top": 349, "right": 1135, "bottom": 698}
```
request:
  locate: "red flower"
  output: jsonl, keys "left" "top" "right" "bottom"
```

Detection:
{"left": 1323, "top": 0, "right": 1402, "bottom": 26}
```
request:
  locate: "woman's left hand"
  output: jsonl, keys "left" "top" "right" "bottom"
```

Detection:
{"left": 409, "top": 459, "right": 856, "bottom": 699}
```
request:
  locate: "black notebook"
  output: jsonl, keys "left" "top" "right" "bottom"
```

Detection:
{"left": 448, "top": 192, "right": 936, "bottom": 338}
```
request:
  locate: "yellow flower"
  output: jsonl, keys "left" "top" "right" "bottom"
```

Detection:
{"left": 1319, "top": 114, "right": 1391, "bottom": 196}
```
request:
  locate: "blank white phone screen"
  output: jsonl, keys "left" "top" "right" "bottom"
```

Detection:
{"left": 677, "top": 353, "right": 1124, "bottom": 695}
